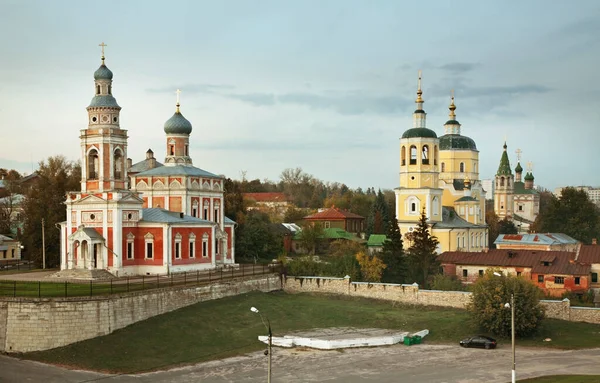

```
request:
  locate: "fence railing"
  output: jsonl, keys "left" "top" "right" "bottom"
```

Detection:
{"left": 0, "top": 263, "right": 281, "bottom": 298}
{"left": 0, "top": 259, "right": 34, "bottom": 272}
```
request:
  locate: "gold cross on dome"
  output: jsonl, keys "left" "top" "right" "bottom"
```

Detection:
{"left": 515, "top": 148, "right": 522, "bottom": 161}
{"left": 176, "top": 89, "right": 181, "bottom": 105}
{"left": 99, "top": 42, "right": 107, "bottom": 62}
{"left": 527, "top": 161, "right": 533, "bottom": 172}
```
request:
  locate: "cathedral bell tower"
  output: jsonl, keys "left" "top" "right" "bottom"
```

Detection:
{"left": 494, "top": 142, "right": 514, "bottom": 219}
{"left": 81, "top": 42, "right": 128, "bottom": 192}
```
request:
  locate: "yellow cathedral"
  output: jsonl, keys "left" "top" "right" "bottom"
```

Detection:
{"left": 395, "top": 72, "right": 488, "bottom": 253}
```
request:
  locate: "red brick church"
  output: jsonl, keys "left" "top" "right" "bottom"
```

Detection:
{"left": 58, "top": 46, "right": 235, "bottom": 277}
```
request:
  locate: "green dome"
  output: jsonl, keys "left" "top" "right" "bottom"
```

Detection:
{"left": 401, "top": 127, "right": 437, "bottom": 139}
{"left": 524, "top": 172, "right": 534, "bottom": 181}
{"left": 439, "top": 134, "right": 477, "bottom": 150}
{"left": 515, "top": 162, "right": 523, "bottom": 173}
{"left": 164, "top": 111, "right": 192, "bottom": 135}
{"left": 88, "top": 95, "right": 120, "bottom": 108}
{"left": 94, "top": 64, "right": 113, "bottom": 80}
{"left": 444, "top": 119, "right": 461, "bottom": 126}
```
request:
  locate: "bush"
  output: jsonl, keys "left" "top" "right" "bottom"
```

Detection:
{"left": 286, "top": 254, "right": 362, "bottom": 280}
{"left": 431, "top": 274, "right": 466, "bottom": 291}
{"left": 468, "top": 270, "right": 545, "bottom": 337}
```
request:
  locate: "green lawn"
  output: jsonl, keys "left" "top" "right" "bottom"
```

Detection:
{"left": 21, "top": 292, "right": 600, "bottom": 374}
{"left": 518, "top": 376, "right": 600, "bottom": 382}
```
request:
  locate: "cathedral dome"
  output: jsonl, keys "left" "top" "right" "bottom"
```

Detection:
{"left": 401, "top": 127, "right": 437, "bottom": 139}
{"left": 164, "top": 111, "right": 192, "bottom": 135}
{"left": 438, "top": 134, "right": 477, "bottom": 150}
{"left": 515, "top": 162, "right": 523, "bottom": 173}
{"left": 88, "top": 95, "right": 120, "bottom": 108}
{"left": 524, "top": 172, "right": 534, "bottom": 181}
{"left": 94, "top": 64, "right": 113, "bottom": 80}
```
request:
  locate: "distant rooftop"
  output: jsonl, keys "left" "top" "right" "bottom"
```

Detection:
{"left": 495, "top": 233, "right": 579, "bottom": 246}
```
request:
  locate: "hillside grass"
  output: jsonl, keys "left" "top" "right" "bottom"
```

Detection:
{"left": 517, "top": 376, "right": 600, "bottom": 382}
{"left": 21, "top": 291, "right": 600, "bottom": 374}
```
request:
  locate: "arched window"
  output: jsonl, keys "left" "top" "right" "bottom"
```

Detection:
{"left": 113, "top": 149, "right": 123, "bottom": 180}
{"left": 422, "top": 145, "right": 429, "bottom": 165}
{"left": 88, "top": 149, "right": 99, "bottom": 180}
{"left": 169, "top": 145, "right": 175, "bottom": 156}
{"left": 96, "top": 85, "right": 100, "bottom": 95}
{"left": 108, "top": 85, "right": 112, "bottom": 95}
{"left": 500, "top": 177, "right": 505, "bottom": 186}
{"left": 460, "top": 162, "right": 465, "bottom": 173}
{"left": 411, "top": 202, "right": 416, "bottom": 212}
{"left": 401, "top": 146, "right": 406, "bottom": 166}
{"left": 434, "top": 145, "right": 438, "bottom": 165}
{"left": 507, "top": 178, "right": 511, "bottom": 187}
{"left": 406, "top": 196, "right": 420, "bottom": 215}
{"left": 410, "top": 146, "right": 417, "bottom": 165}
{"left": 441, "top": 162, "right": 445, "bottom": 172}
{"left": 185, "top": 144, "right": 189, "bottom": 156}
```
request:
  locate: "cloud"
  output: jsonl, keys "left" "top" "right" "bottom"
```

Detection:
{"left": 463, "top": 84, "right": 552, "bottom": 98}
{"left": 438, "top": 62, "right": 480, "bottom": 74}
{"left": 145, "top": 83, "right": 235, "bottom": 94}
{"left": 196, "top": 137, "right": 381, "bottom": 151}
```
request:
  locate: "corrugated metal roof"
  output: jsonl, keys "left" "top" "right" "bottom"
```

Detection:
{"left": 304, "top": 207, "right": 365, "bottom": 220}
{"left": 577, "top": 245, "right": 600, "bottom": 264}
{"left": 141, "top": 208, "right": 217, "bottom": 225}
{"left": 129, "top": 159, "right": 164, "bottom": 173}
{"left": 439, "top": 249, "right": 590, "bottom": 276}
{"left": 495, "top": 233, "right": 579, "bottom": 245}
{"left": 136, "top": 165, "right": 221, "bottom": 179}
{"left": 367, "top": 234, "right": 387, "bottom": 247}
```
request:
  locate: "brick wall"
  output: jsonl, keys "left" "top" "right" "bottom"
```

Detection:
{"left": 0, "top": 274, "right": 281, "bottom": 353}
{"left": 283, "top": 276, "right": 600, "bottom": 324}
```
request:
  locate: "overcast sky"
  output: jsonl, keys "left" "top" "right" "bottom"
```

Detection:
{"left": 1, "top": 0, "right": 599, "bottom": 191}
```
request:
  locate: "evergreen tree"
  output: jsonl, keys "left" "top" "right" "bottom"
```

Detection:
{"left": 405, "top": 209, "right": 440, "bottom": 288}
{"left": 366, "top": 189, "right": 390, "bottom": 237}
{"left": 380, "top": 216, "right": 406, "bottom": 283}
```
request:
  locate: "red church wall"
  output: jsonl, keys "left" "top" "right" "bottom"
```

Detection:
{"left": 169, "top": 197, "right": 182, "bottom": 212}
{"left": 153, "top": 196, "right": 165, "bottom": 209}
{"left": 170, "top": 227, "right": 213, "bottom": 265}
{"left": 121, "top": 227, "right": 164, "bottom": 266}
{"left": 225, "top": 227, "right": 233, "bottom": 259}
{"left": 142, "top": 197, "right": 149, "bottom": 208}
{"left": 107, "top": 228, "right": 113, "bottom": 267}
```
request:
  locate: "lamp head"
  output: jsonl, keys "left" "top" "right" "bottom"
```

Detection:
{"left": 493, "top": 272, "right": 502, "bottom": 277}
{"left": 250, "top": 307, "right": 259, "bottom": 313}
{"left": 504, "top": 303, "right": 511, "bottom": 309}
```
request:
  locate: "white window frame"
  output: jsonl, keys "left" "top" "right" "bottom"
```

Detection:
{"left": 202, "top": 233, "right": 209, "bottom": 258}
{"left": 189, "top": 233, "right": 196, "bottom": 258}
{"left": 406, "top": 196, "right": 420, "bottom": 215}
{"left": 214, "top": 201, "right": 220, "bottom": 224}
{"left": 324, "top": 221, "right": 331, "bottom": 229}
{"left": 126, "top": 233, "right": 135, "bottom": 259}
{"left": 174, "top": 233, "right": 182, "bottom": 259}
{"left": 144, "top": 233, "right": 154, "bottom": 259}
{"left": 203, "top": 201, "right": 209, "bottom": 220}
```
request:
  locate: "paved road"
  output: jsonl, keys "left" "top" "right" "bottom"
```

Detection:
{"left": 2, "top": 344, "right": 600, "bottom": 382}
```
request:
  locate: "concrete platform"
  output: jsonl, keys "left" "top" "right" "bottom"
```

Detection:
{"left": 258, "top": 327, "right": 429, "bottom": 350}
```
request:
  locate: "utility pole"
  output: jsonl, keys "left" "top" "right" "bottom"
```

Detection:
{"left": 41, "top": 218, "right": 46, "bottom": 269}
{"left": 511, "top": 293, "right": 516, "bottom": 383}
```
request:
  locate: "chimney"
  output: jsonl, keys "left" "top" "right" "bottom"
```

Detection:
{"left": 126, "top": 158, "right": 132, "bottom": 170}
{"left": 593, "top": 238, "right": 598, "bottom": 245}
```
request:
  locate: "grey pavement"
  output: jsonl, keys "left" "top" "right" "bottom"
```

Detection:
{"left": 2, "top": 344, "right": 600, "bottom": 382}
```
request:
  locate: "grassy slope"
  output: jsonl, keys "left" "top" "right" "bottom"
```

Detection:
{"left": 518, "top": 376, "right": 600, "bottom": 383}
{"left": 21, "top": 292, "right": 600, "bottom": 374}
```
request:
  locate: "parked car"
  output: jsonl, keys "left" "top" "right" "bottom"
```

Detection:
{"left": 459, "top": 335, "right": 497, "bottom": 349}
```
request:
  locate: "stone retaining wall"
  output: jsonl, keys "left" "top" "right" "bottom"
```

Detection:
{"left": 284, "top": 276, "right": 600, "bottom": 324}
{"left": 0, "top": 274, "right": 281, "bottom": 353}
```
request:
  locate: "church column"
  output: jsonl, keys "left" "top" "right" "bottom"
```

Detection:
{"left": 68, "top": 241, "right": 75, "bottom": 269}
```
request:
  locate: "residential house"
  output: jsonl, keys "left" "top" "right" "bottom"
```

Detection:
{"left": 0, "top": 234, "right": 22, "bottom": 261}
{"left": 495, "top": 233, "right": 580, "bottom": 252}
{"left": 576, "top": 243, "right": 600, "bottom": 291}
{"left": 367, "top": 234, "right": 387, "bottom": 254}
{"left": 439, "top": 249, "right": 590, "bottom": 297}
{"left": 303, "top": 206, "right": 365, "bottom": 235}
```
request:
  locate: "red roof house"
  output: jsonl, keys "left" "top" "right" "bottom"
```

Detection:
{"left": 303, "top": 206, "right": 365, "bottom": 234}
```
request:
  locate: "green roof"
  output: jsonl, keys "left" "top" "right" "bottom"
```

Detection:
{"left": 367, "top": 234, "right": 387, "bottom": 247}
{"left": 524, "top": 172, "right": 535, "bottom": 181}
{"left": 496, "top": 144, "right": 512, "bottom": 176}
{"left": 401, "top": 127, "right": 438, "bottom": 139}
{"left": 444, "top": 120, "right": 461, "bottom": 126}
{"left": 439, "top": 134, "right": 477, "bottom": 150}
{"left": 455, "top": 196, "right": 478, "bottom": 202}
{"left": 513, "top": 181, "right": 539, "bottom": 195}
{"left": 293, "top": 227, "right": 360, "bottom": 241}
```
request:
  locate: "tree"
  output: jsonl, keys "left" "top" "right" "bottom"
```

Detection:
{"left": 297, "top": 222, "right": 325, "bottom": 255}
{"left": 468, "top": 270, "right": 545, "bottom": 337}
{"left": 532, "top": 188, "right": 600, "bottom": 244}
{"left": 356, "top": 251, "right": 386, "bottom": 282}
{"left": 498, "top": 218, "right": 518, "bottom": 235}
{"left": 380, "top": 216, "right": 406, "bottom": 283}
{"left": 366, "top": 190, "right": 390, "bottom": 237}
{"left": 431, "top": 274, "right": 465, "bottom": 291}
{"left": 283, "top": 206, "right": 307, "bottom": 223}
{"left": 235, "top": 210, "right": 283, "bottom": 262}
{"left": 21, "top": 156, "right": 81, "bottom": 268}
{"left": 485, "top": 208, "right": 500, "bottom": 248}
{"left": 405, "top": 209, "right": 440, "bottom": 288}
{"left": 223, "top": 178, "right": 245, "bottom": 223}
{"left": 328, "top": 239, "right": 364, "bottom": 258}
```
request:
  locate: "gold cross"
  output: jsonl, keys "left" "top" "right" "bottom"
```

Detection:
{"left": 418, "top": 70, "right": 422, "bottom": 89}
{"left": 527, "top": 161, "right": 533, "bottom": 172}
{"left": 176, "top": 89, "right": 181, "bottom": 105}
{"left": 515, "top": 148, "right": 522, "bottom": 161}
{"left": 99, "top": 42, "right": 107, "bottom": 61}
{"left": 451, "top": 89, "right": 454, "bottom": 100}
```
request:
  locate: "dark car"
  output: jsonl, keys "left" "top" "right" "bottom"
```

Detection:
{"left": 459, "top": 335, "right": 497, "bottom": 349}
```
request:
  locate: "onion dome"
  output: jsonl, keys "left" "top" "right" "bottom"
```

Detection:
{"left": 515, "top": 162, "right": 523, "bottom": 173}
{"left": 164, "top": 92, "right": 192, "bottom": 134}
{"left": 439, "top": 135, "right": 476, "bottom": 150}
{"left": 524, "top": 172, "right": 534, "bottom": 181}
{"left": 402, "top": 127, "right": 437, "bottom": 139}
{"left": 94, "top": 64, "right": 113, "bottom": 80}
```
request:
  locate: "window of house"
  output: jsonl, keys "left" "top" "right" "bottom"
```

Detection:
{"left": 441, "top": 162, "right": 445, "bottom": 172}
{"left": 592, "top": 273, "right": 598, "bottom": 283}
{"left": 575, "top": 277, "right": 580, "bottom": 285}
{"left": 189, "top": 234, "right": 196, "bottom": 258}
{"left": 463, "top": 269, "right": 468, "bottom": 278}
{"left": 145, "top": 233, "right": 154, "bottom": 259}
{"left": 203, "top": 202, "right": 209, "bottom": 220}
{"left": 460, "top": 162, "right": 465, "bottom": 173}
{"left": 202, "top": 233, "right": 209, "bottom": 257}
{"left": 192, "top": 206, "right": 198, "bottom": 217}
{"left": 518, "top": 205, "right": 523, "bottom": 212}
{"left": 324, "top": 221, "right": 330, "bottom": 229}
{"left": 401, "top": 146, "right": 406, "bottom": 166}
{"left": 478, "top": 270, "right": 483, "bottom": 277}
{"left": 543, "top": 261, "right": 550, "bottom": 266}
{"left": 517, "top": 271, "right": 522, "bottom": 277}
{"left": 554, "top": 276, "right": 564, "bottom": 284}
{"left": 411, "top": 203, "right": 416, "bottom": 212}
{"left": 410, "top": 145, "right": 417, "bottom": 165}
{"left": 538, "top": 275, "right": 544, "bottom": 283}
{"left": 214, "top": 202, "right": 220, "bottom": 223}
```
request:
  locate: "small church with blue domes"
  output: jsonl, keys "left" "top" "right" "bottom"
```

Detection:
{"left": 58, "top": 44, "right": 235, "bottom": 277}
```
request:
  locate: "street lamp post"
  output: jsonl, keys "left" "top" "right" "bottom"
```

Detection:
{"left": 494, "top": 272, "right": 516, "bottom": 383}
{"left": 251, "top": 306, "right": 272, "bottom": 383}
